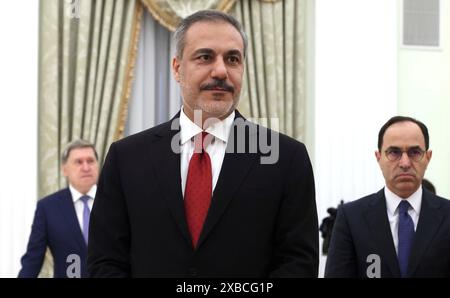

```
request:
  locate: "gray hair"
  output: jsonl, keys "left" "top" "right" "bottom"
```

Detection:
{"left": 61, "top": 139, "right": 98, "bottom": 164}
{"left": 173, "top": 10, "right": 248, "bottom": 59}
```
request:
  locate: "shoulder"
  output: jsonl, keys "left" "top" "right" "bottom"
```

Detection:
{"left": 106, "top": 119, "right": 176, "bottom": 160}
{"left": 116, "top": 121, "right": 173, "bottom": 147}
{"left": 241, "top": 118, "right": 309, "bottom": 158}
{"left": 424, "top": 189, "right": 450, "bottom": 210}
{"left": 233, "top": 112, "right": 306, "bottom": 150}
{"left": 37, "top": 188, "right": 71, "bottom": 208}
{"left": 248, "top": 121, "right": 310, "bottom": 168}
{"left": 339, "top": 191, "right": 382, "bottom": 215}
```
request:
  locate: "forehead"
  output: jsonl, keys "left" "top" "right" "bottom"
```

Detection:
{"left": 67, "top": 147, "right": 96, "bottom": 160}
{"left": 382, "top": 121, "right": 425, "bottom": 149}
{"left": 183, "top": 21, "right": 244, "bottom": 53}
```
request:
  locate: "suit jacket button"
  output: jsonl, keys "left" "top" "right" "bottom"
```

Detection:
{"left": 189, "top": 267, "right": 198, "bottom": 277}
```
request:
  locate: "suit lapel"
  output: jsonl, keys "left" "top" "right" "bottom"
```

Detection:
{"left": 57, "top": 188, "right": 86, "bottom": 250}
{"left": 197, "top": 113, "right": 259, "bottom": 248}
{"left": 407, "top": 190, "right": 444, "bottom": 276}
{"left": 151, "top": 117, "right": 192, "bottom": 245}
{"left": 156, "top": 112, "right": 261, "bottom": 249}
{"left": 364, "top": 189, "right": 400, "bottom": 277}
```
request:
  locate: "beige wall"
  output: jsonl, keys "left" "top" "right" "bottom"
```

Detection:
{"left": 398, "top": 0, "right": 450, "bottom": 198}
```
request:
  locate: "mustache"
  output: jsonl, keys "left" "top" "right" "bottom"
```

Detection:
{"left": 200, "top": 80, "right": 234, "bottom": 93}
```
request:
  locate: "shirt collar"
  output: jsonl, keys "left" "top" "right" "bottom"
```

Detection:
{"left": 69, "top": 184, "right": 97, "bottom": 203}
{"left": 385, "top": 185, "right": 422, "bottom": 216}
{"left": 179, "top": 106, "right": 235, "bottom": 145}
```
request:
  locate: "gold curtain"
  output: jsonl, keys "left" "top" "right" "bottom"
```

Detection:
{"left": 140, "top": 0, "right": 237, "bottom": 31}
{"left": 234, "top": 0, "right": 307, "bottom": 141}
{"left": 38, "top": 0, "right": 142, "bottom": 277}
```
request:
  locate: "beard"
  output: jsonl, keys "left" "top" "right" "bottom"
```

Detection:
{"left": 196, "top": 94, "right": 238, "bottom": 120}
{"left": 182, "top": 86, "right": 241, "bottom": 123}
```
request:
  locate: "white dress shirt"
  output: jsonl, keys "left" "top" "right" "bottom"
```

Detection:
{"left": 385, "top": 186, "right": 421, "bottom": 254}
{"left": 69, "top": 184, "right": 96, "bottom": 231}
{"left": 179, "top": 108, "right": 235, "bottom": 197}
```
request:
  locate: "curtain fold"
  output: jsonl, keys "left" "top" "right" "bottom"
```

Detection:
{"left": 125, "top": 9, "right": 181, "bottom": 136}
{"left": 233, "top": 0, "right": 306, "bottom": 141}
{"left": 38, "top": 0, "right": 142, "bottom": 277}
{"left": 39, "top": 0, "right": 141, "bottom": 196}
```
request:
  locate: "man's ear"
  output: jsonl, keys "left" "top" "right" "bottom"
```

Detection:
{"left": 375, "top": 150, "right": 381, "bottom": 162}
{"left": 172, "top": 57, "right": 181, "bottom": 82}
{"left": 426, "top": 150, "right": 432, "bottom": 162}
{"left": 62, "top": 164, "right": 68, "bottom": 178}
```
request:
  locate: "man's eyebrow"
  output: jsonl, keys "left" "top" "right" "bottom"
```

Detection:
{"left": 386, "top": 145, "right": 421, "bottom": 150}
{"left": 192, "top": 48, "right": 214, "bottom": 56}
{"left": 191, "top": 48, "right": 243, "bottom": 56}
{"left": 226, "top": 49, "right": 243, "bottom": 57}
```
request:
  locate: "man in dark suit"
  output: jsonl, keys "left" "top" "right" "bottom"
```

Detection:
{"left": 19, "top": 140, "right": 99, "bottom": 278}
{"left": 325, "top": 116, "right": 450, "bottom": 278}
{"left": 88, "top": 10, "right": 318, "bottom": 278}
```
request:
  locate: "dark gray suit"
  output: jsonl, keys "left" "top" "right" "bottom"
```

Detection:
{"left": 325, "top": 188, "right": 450, "bottom": 278}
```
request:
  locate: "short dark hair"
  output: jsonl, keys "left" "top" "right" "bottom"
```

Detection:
{"left": 377, "top": 116, "right": 429, "bottom": 151}
{"left": 61, "top": 139, "right": 98, "bottom": 164}
{"left": 173, "top": 9, "right": 248, "bottom": 59}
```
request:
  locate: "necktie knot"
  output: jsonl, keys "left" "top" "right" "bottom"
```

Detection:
{"left": 193, "top": 132, "right": 211, "bottom": 153}
{"left": 80, "top": 195, "right": 90, "bottom": 204}
{"left": 398, "top": 200, "right": 411, "bottom": 215}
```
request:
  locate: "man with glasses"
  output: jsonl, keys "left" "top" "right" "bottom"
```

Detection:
{"left": 325, "top": 116, "right": 450, "bottom": 278}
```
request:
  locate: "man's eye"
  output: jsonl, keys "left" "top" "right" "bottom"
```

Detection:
{"left": 409, "top": 149, "right": 422, "bottom": 156}
{"left": 388, "top": 149, "right": 401, "bottom": 156}
{"left": 197, "top": 55, "right": 211, "bottom": 61}
{"left": 227, "top": 56, "right": 240, "bottom": 64}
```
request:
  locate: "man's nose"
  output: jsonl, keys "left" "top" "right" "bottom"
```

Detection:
{"left": 211, "top": 58, "right": 228, "bottom": 80}
{"left": 81, "top": 162, "right": 91, "bottom": 171}
{"left": 398, "top": 152, "right": 412, "bottom": 169}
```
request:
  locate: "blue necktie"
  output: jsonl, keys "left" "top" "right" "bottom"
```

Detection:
{"left": 80, "top": 196, "right": 91, "bottom": 244}
{"left": 397, "top": 200, "right": 415, "bottom": 277}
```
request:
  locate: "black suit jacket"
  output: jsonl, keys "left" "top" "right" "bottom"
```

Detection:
{"left": 325, "top": 188, "right": 450, "bottom": 278}
{"left": 88, "top": 111, "right": 318, "bottom": 277}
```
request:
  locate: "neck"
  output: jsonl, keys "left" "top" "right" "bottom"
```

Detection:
{"left": 183, "top": 107, "right": 231, "bottom": 129}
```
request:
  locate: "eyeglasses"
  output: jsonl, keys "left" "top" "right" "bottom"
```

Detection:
{"left": 384, "top": 147, "right": 426, "bottom": 162}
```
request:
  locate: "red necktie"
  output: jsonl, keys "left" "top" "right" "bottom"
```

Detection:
{"left": 184, "top": 132, "right": 212, "bottom": 248}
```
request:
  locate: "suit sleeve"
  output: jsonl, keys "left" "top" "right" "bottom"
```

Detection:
{"left": 88, "top": 143, "right": 131, "bottom": 277}
{"left": 18, "top": 201, "right": 48, "bottom": 278}
{"left": 269, "top": 143, "right": 319, "bottom": 277}
{"left": 324, "top": 205, "right": 358, "bottom": 277}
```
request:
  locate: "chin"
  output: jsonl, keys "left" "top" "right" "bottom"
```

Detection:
{"left": 199, "top": 100, "right": 236, "bottom": 120}
{"left": 396, "top": 185, "right": 419, "bottom": 195}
